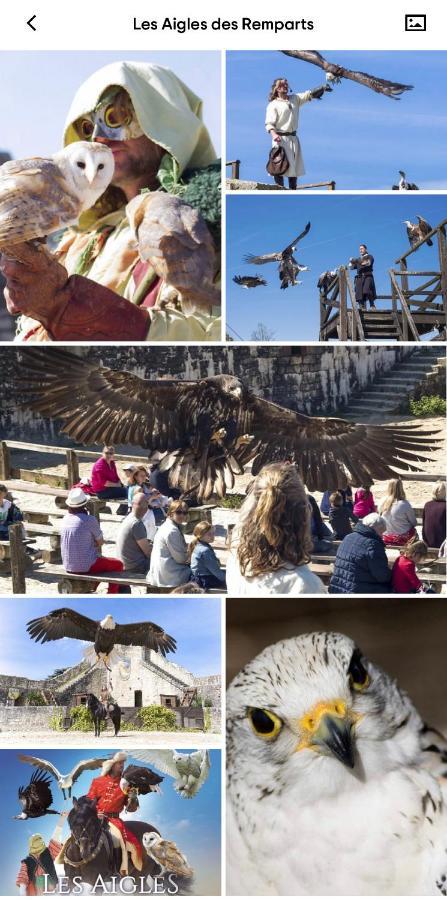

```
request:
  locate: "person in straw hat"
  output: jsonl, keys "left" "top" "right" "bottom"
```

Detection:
{"left": 60, "top": 487, "right": 125, "bottom": 593}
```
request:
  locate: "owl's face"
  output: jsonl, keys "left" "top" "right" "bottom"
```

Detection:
{"left": 60, "top": 142, "right": 114, "bottom": 208}
{"left": 227, "top": 633, "right": 422, "bottom": 811}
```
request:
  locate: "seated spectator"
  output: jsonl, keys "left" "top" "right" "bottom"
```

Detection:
{"left": 116, "top": 493, "right": 153, "bottom": 575}
{"left": 308, "top": 493, "right": 334, "bottom": 553}
{"left": 122, "top": 462, "right": 138, "bottom": 493}
{"left": 353, "top": 485, "right": 376, "bottom": 519}
{"left": 60, "top": 487, "right": 125, "bottom": 594}
{"left": 320, "top": 486, "right": 353, "bottom": 516}
{"left": 379, "top": 479, "right": 417, "bottom": 545}
{"left": 328, "top": 491, "right": 357, "bottom": 540}
{"left": 391, "top": 539, "right": 430, "bottom": 594}
{"left": 329, "top": 513, "right": 392, "bottom": 594}
{"left": 91, "top": 446, "right": 127, "bottom": 501}
{"left": 422, "top": 482, "right": 446, "bottom": 549}
{"left": 128, "top": 466, "right": 169, "bottom": 526}
{"left": 148, "top": 500, "right": 192, "bottom": 588}
{"left": 188, "top": 521, "right": 226, "bottom": 591}
{"left": 0, "top": 484, "right": 24, "bottom": 540}
{"left": 133, "top": 487, "right": 157, "bottom": 541}
{"left": 227, "top": 463, "right": 326, "bottom": 596}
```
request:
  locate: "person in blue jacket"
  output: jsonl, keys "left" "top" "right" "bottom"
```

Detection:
{"left": 189, "top": 521, "right": 227, "bottom": 591}
{"left": 329, "top": 512, "right": 392, "bottom": 594}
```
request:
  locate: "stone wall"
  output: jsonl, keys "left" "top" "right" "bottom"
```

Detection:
{"left": 0, "top": 705, "right": 62, "bottom": 731}
{"left": 0, "top": 346, "right": 411, "bottom": 446}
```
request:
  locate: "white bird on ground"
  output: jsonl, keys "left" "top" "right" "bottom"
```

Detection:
{"left": 227, "top": 632, "right": 447, "bottom": 895}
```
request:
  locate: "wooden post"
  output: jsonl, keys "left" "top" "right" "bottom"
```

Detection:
{"left": 0, "top": 441, "right": 11, "bottom": 480}
{"left": 9, "top": 523, "right": 26, "bottom": 594}
{"left": 66, "top": 450, "right": 79, "bottom": 487}
{"left": 89, "top": 499, "right": 102, "bottom": 523}
{"left": 438, "top": 224, "right": 447, "bottom": 323}
{"left": 231, "top": 160, "right": 240, "bottom": 180}
{"left": 339, "top": 268, "right": 348, "bottom": 341}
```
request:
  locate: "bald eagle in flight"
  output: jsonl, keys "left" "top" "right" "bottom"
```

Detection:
{"left": 233, "top": 275, "right": 267, "bottom": 289}
{"left": 26, "top": 607, "right": 177, "bottom": 669}
{"left": 15, "top": 348, "right": 441, "bottom": 502}
{"left": 15, "top": 770, "right": 60, "bottom": 819}
{"left": 244, "top": 222, "right": 310, "bottom": 290}
{"left": 282, "top": 51, "right": 413, "bottom": 99}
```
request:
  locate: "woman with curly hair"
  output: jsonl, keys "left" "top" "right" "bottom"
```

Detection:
{"left": 265, "top": 75, "right": 333, "bottom": 189}
{"left": 226, "top": 463, "right": 326, "bottom": 595}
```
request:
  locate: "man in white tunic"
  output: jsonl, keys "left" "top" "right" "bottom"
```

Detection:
{"left": 265, "top": 76, "right": 333, "bottom": 189}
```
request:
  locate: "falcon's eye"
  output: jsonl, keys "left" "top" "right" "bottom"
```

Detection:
{"left": 348, "top": 649, "right": 370, "bottom": 691}
{"left": 76, "top": 161, "right": 86, "bottom": 170}
{"left": 248, "top": 707, "right": 282, "bottom": 741}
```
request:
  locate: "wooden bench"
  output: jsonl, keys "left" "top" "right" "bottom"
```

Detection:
{"left": 39, "top": 564, "right": 224, "bottom": 595}
{"left": 5, "top": 481, "right": 109, "bottom": 515}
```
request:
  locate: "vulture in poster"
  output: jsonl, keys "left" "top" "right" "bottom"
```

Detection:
{"left": 282, "top": 51, "right": 413, "bottom": 99}
{"left": 15, "top": 348, "right": 440, "bottom": 501}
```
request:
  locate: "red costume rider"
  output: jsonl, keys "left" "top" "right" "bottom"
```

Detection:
{"left": 86, "top": 752, "right": 143, "bottom": 868}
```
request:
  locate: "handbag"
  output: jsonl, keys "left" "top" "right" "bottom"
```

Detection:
{"left": 266, "top": 145, "right": 289, "bottom": 176}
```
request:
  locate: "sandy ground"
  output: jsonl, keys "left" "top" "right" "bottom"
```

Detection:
{"left": 0, "top": 728, "right": 221, "bottom": 748}
{"left": 0, "top": 414, "right": 445, "bottom": 595}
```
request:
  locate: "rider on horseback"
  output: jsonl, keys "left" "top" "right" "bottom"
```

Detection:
{"left": 86, "top": 752, "right": 143, "bottom": 874}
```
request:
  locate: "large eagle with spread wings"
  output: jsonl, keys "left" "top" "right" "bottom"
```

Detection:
{"left": 244, "top": 222, "right": 310, "bottom": 290}
{"left": 16, "top": 348, "right": 439, "bottom": 500}
{"left": 282, "top": 51, "right": 413, "bottom": 99}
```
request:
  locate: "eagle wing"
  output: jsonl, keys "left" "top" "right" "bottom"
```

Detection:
{"left": 130, "top": 751, "right": 181, "bottom": 780}
{"left": 18, "top": 754, "right": 62, "bottom": 782}
{"left": 0, "top": 156, "right": 80, "bottom": 246}
{"left": 113, "top": 621, "right": 177, "bottom": 656}
{"left": 245, "top": 395, "right": 441, "bottom": 492}
{"left": 282, "top": 50, "right": 413, "bottom": 99}
{"left": 26, "top": 607, "right": 98, "bottom": 644}
{"left": 243, "top": 251, "right": 281, "bottom": 265}
{"left": 281, "top": 221, "right": 311, "bottom": 256}
{"left": 17, "top": 348, "right": 210, "bottom": 451}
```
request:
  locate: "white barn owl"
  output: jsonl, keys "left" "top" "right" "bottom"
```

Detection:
{"left": 0, "top": 142, "right": 114, "bottom": 251}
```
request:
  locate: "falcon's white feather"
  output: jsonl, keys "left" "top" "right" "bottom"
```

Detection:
{"left": 227, "top": 632, "right": 447, "bottom": 895}
{"left": 0, "top": 142, "right": 114, "bottom": 247}
{"left": 132, "top": 749, "right": 211, "bottom": 798}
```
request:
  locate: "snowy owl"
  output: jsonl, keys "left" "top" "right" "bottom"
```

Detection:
{"left": 133, "top": 750, "right": 211, "bottom": 798}
{"left": 227, "top": 632, "right": 447, "bottom": 895}
{"left": 0, "top": 142, "right": 114, "bottom": 249}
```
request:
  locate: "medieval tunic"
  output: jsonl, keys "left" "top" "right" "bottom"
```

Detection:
{"left": 86, "top": 773, "right": 142, "bottom": 865}
{"left": 16, "top": 839, "right": 61, "bottom": 896}
{"left": 350, "top": 253, "right": 377, "bottom": 306}
{"left": 265, "top": 92, "right": 313, "bottom": 177}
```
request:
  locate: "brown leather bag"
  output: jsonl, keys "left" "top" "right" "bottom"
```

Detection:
{"left": 266, "top": 145, "right": 289, "bottom": 176}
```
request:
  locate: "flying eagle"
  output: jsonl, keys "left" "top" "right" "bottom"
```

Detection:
{"left": 233, "top": 275, "right": 267, "bottom": 289}
{"left": 282, "top": 51, "right": 413, "bottom": 99}
{"left": 26, "top": 608, "right": 177, "bottom": 670}
{"left": 15, "top": 348, "right": 440, "bottom": 500}
{"left": 404, "top": 216, "right": 434, "bottom": 248}
{"left": 18, "top": 754, "right": 110, "bottom": 800}
{"left": 392, "top": 170, "right": 419, "bottom": 191}
{"left": 15, "top": 770, "right": 60, "bottom": 819}
{"left": 120, "top": 765, "right": 164, "bottom": 796}
{"left": 244, "top": 222, "right": 310, "bottom": 290}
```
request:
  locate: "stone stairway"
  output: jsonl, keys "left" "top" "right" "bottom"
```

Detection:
{"left": 342, "top": 348, "right": 446, "bottom": 420}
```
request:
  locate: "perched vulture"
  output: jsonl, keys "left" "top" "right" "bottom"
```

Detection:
{"left": 233, "top": 275, "right": 267, "bottom": 289}
{"left": 133, "top": 750, "right": 211, "bottom": 799}
{"left": 18, "top": 754, "right": 110, "bottom": 799}
{"left": 282, "top": 51, "right": 413, "bottom": 99}
{"left": 404, "top": 216, "right": 434, "bottom": 248}
{"left": 244, "top": 222, "right": 310, "bottom": 290}
{"left": 392, "top": 170, "right": 419, "bottom": 191}
{"left": 16, "top": 348, "right": 440, "bottom": 499}
{"left": 15, "top": 770, "right": 60, "bottom": 819}
{"left": 317, "top": 270, "right": 338, "bottom": 293}
{"left": 120, "top": 765, "right": 164, "bottom": 795}
{"left": 26, "top": 608, "right": 177, "bottom": 669}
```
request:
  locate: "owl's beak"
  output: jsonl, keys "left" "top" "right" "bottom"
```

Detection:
{"left": 296, "top": 699, "right": 358, "bottom": 769}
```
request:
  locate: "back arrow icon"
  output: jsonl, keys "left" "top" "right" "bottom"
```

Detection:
{"left": 27, "top": 14, "right": 37, "bottom": 30}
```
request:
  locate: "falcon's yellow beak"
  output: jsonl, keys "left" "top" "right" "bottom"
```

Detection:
{"left": 295, "top": 699, "right": 360, "bottom": 769}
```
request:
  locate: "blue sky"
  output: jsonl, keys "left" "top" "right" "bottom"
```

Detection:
{"left": 226, "top": 51, "right": 447, "bottom": 189}
{"left": 0, "top": 597, "right": 221, "bottom": 679}
{"left": 0, "top": 51, "right": 220, "bottom": 159}
{"left": 0, "top": 748, "right": 221, "bottom": 895}
{"left": 226, "top": 193, "right": 447, "bottom": 340}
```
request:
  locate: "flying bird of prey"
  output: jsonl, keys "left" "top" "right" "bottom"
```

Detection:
{"left": 18, "top": 754, "right": 110, "bottom": 800}
{"left": 233, "top": 275, "right": 267, "bottom": 289}
{"left": 244, "top": 222, "right": 311, "bottom": 290}
{"left": 282, "top": 51, "right": 413, "bottom": 99}
{"left": 120, "top": 765, "right": 164, "bottom": 797}
{"left": 392, "top": 170, "right": 419, "bottom": 190}
{"left": 0, "top": 143, "right": 114, "bottom": 261}
{"left": 133, "top": 750, "right": 211, "bottom": 799}
{"left": 126, "top": 192, "right": 219, "bottom": 314}
{"left": 317, "top": 270, "right": 338, "bottom": 293}
{"left": 142, "top": 831, "right": 194, "bottom": 878}
{"left": 15, "top": 770, "right": 60, "bottom": 820}
{"left": 16, "top": 348, "right": 440, "bottom": 500}
{"left": 26, "top": 608, "right": 177, "bottom": 670}
{"left": 404, "top": 216, "right": 434, "bottom": 248}
{"left": 226, "top": 632, "right": 447, "bottom": 895}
